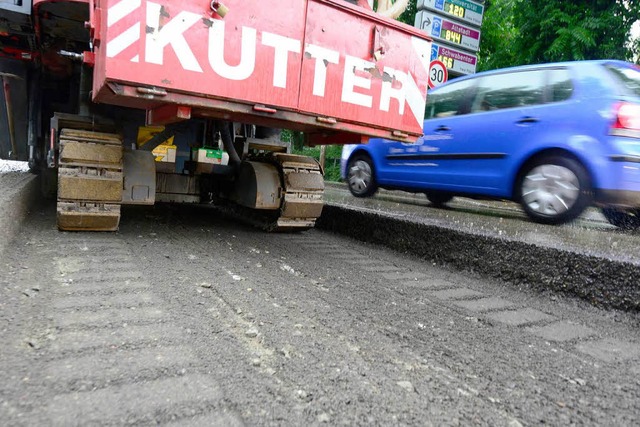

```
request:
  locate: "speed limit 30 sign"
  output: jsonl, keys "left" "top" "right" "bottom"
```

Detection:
{"left": 428, "top": 59, "right": 448, "bottom": 89}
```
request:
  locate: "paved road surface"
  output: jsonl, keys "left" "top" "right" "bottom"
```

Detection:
{"left": 1, "top": 199, "right": 639, "bottom": 426}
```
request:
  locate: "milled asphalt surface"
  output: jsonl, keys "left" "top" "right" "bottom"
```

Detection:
{"left": 1, "top": 170, "right": 639, "bottom": 313}
{"left": 319, "top": 183, "right": 640, "bottom": 313}
{"left": 5, "top": 198, "right": 640, "bottom": 425}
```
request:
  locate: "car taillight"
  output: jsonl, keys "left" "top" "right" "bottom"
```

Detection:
{"left": 613, "top": 102, "right": 640, "bottom": 131}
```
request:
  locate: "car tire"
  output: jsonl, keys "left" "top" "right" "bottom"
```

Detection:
{"left": 426, "top": 191, "right": 453, "bottom": 206}
{"left": 346, "top": 153, "right": 378, "bottom": 197}
{"left": 517, "top": 156, "right": 592, "bottom": 225}
{"left": 601, "top": 207, "right": 640, "bottom": 230}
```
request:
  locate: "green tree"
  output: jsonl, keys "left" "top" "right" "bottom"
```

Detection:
{"left": 507, "top": 0, "right": 639, "bottom": 65}
{"left": 477, "top": 0, "right": 517, "bottom": 71}
{"left": 397, "top": 0, "right": 417, "bottom": 26}
{"left": 478, "top": 0, "right": 640, "bottom": 69}
{"left": 631, "top": 36, "right": 640, "bottom": 64}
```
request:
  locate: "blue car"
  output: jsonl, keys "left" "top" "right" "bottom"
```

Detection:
{"left": 341, "top": 60, "right": 640, "bottom": 228}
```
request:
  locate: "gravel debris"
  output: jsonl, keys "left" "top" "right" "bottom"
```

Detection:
{"left": 0, "top": 160, "right": 29, "bottom": 174}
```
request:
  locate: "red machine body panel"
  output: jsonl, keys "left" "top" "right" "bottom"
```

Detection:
{"left": 301, "top": 1, "right": 431, "bottom": 139}
{"left": 92, "top": 0, "right": 431, "bottom": 142}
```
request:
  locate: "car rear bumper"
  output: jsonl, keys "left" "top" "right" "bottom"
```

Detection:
{"left": 594, "top": 155, "right": 640, "bottom": 208}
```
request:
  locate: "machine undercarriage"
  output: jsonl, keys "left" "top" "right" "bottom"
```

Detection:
{"left": 1, "top": 0, "right": 422, "bottom": 232}
{"left": 51, "top": 116, "right": 325, "bottom": 231}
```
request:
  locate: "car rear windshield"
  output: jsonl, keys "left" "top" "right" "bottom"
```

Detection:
{"left": 603, "top": 64, "right": 640, "bottom": 97}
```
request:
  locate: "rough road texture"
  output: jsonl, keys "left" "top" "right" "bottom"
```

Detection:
{"left": 317, "top": 205, "right": 640, "bottom": 313}
{"left": 1, "top": 202, "right": 639, "bottom": 426}
{"left": 0, "top": 171, "right": 39, "bottom": 256}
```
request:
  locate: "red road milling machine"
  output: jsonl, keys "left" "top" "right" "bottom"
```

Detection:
{"left": 1, "top": 0, "right": 430, "bottom": 231}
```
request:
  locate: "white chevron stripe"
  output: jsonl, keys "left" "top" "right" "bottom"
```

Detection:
{"left": 108, "top": 0, "right": 142, "bottom": 27}
{"left": 411, "top": 35, "right": 431, "bottom": 76}
{"left": 406, "top": 36, "right": 431, "bottom": 127}
{"left": 404, "top": 72, "right": 427, "bottom": 127}
{"left": 107, "top": 23, "right": 141, "bottom": 58}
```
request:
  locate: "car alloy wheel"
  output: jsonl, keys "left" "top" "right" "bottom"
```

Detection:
{"left": 519, "top": 156, "right": 592, "bottom": 224}
{"left": 347, "top": 154, "right": 378, "bottom": 197}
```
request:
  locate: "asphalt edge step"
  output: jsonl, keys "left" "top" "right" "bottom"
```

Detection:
{"left": 317, "top": 203, "right": 640, "bottom": 314}
{"left": 0, "top": 172, "right": 40, "bottom": 256}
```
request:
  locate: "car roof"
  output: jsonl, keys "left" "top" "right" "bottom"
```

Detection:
{"left": 430, "top": 59, "right": 634, "bottom": 92}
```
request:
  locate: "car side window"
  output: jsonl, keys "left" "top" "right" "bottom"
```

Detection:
{"left": 547, "top": 68, "right": 573, "bottom": 102}
{"left": 471, "top": 70, "right": 546, "bottom": 112}
{"left": 603, "top": 63, "right": 640, "bottom": 97}
{"left": 425, "top": 79, "right": 476, "bottom": 119}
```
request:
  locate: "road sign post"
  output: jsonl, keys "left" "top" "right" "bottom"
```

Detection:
{"left": 416, "top": 10, "right": 481, "bottom": 51}
{"left": 416, "top": 0, "right": 484, "bottom": 78}
{"left": 428, "top": 59, "right": 448, "bottom": 88}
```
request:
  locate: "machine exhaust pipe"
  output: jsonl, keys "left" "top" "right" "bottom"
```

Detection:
{"left": 219, "top": 121, "right": 241, "bottom": 166}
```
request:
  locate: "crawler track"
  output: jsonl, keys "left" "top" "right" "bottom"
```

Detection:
{"left": 56, "top": 129, "right": 124, "bottom": 231}
{"left": 270, "top": 153, "right": 325, "bottom": 231}
{"left": 219, "top": 153, "right": 325, "bottom": 232}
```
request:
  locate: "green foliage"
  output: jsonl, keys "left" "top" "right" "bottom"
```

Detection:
{"left": 477, "top": 0, "right": 517, "bottom": 71}
{"left": 291, "top": 145, "right": 343, "bottom": 182}
{"left": 397, "top": 1, "right": 417, "bottom": 27}
{"left": 480, "top": 0, "right": 640, "bottom": 68}
{"left": 632, "top": 37, "right": 640, "bottom": 64}
{"left": 280, "top": 129, "right": 305, "bottom": 151}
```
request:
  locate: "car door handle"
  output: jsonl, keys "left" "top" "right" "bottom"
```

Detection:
{"left": 435, "top": 125, "right": 450, "bottom": 131}
{"left": 516, "top": 116, "right": 539, "bottom": 124}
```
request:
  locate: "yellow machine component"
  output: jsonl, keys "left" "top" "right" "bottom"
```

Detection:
{"left": 137, "top": 126, "right": 176, "bottom": 162}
